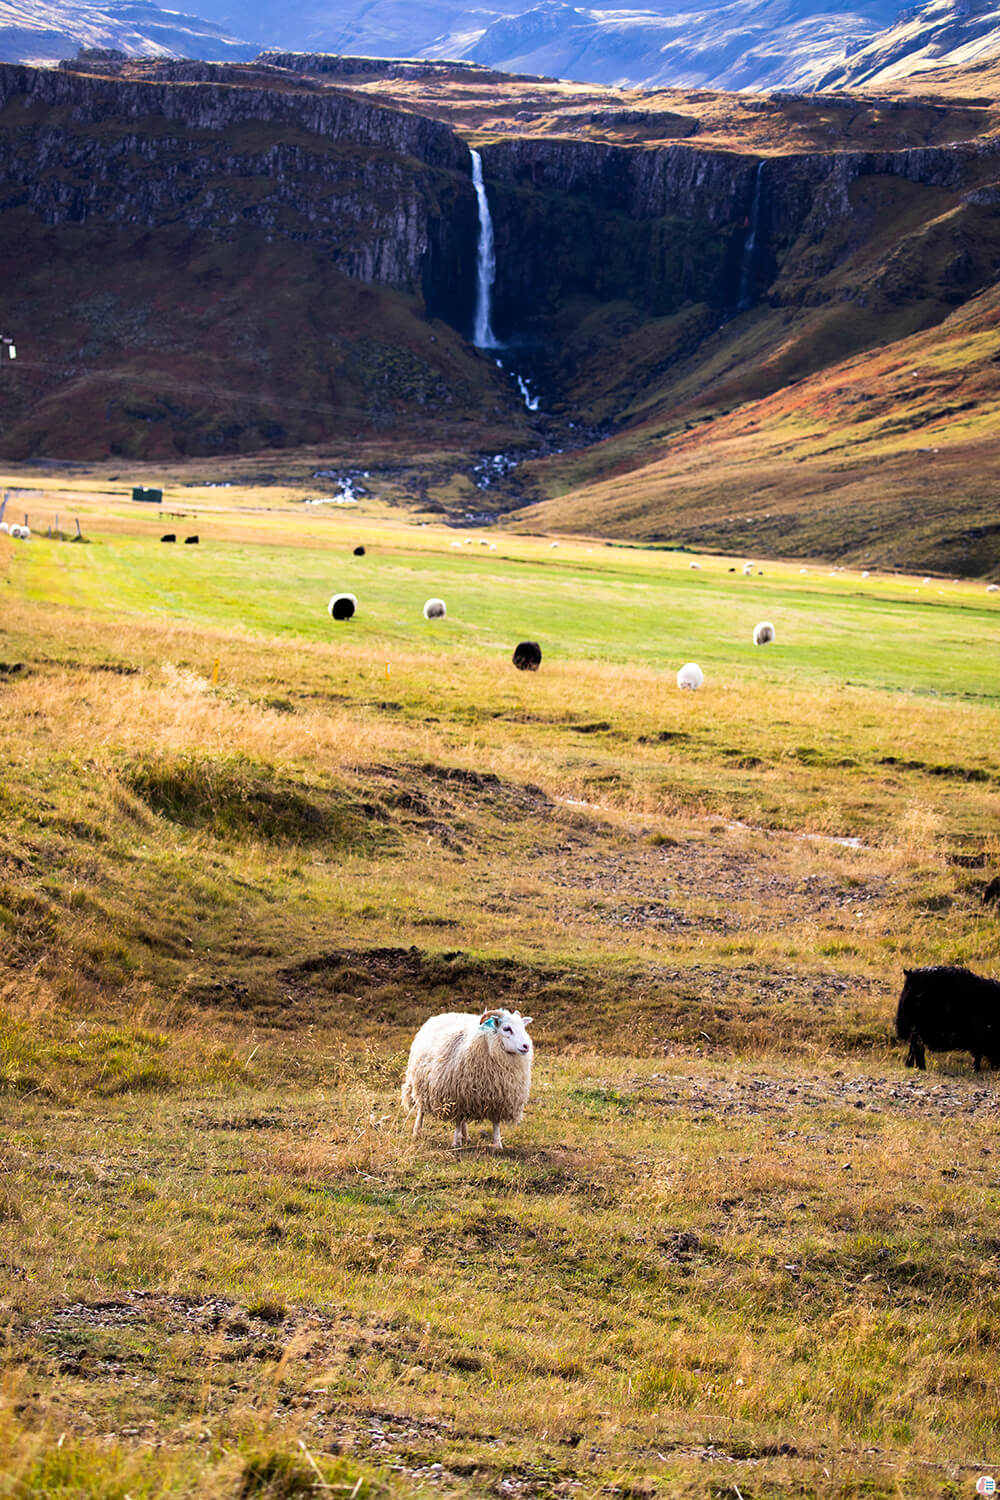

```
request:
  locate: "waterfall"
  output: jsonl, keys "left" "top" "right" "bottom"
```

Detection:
{"left": 737, "top": 160, "right": 765, "bottom": 312}
{"left": 470, "top": 147, "right": 499, "bottom": 349}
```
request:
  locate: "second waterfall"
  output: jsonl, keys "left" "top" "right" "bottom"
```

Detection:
{"left": 470, "top": 147, "right": 499, "bottom": 349}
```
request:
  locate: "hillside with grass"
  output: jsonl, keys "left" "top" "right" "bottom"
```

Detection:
{"left": 2, "top": 485, "right": 1000, "bottom": 1496}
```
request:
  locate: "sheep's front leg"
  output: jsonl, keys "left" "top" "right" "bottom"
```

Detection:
{"left": 452, "top": 1119, "right": 467, "bottom": 1148}
{"left": 491, "top": 1121, "right": 503, "bottom": 1151}
{"left": 412, "top": 1105, "right": 423, "bottom": 1138}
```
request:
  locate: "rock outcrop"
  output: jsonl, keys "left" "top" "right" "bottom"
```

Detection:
{"left": 0, "top": 62, "right": 475, "bottom": 304}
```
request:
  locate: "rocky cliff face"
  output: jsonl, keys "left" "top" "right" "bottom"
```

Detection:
{"left": 4, "top": 56, "right": 1000, "bottom": 469}
{"left": 0, "top": 63, "right": 475, "bottom": 304}
{"left": 479, "top": 132, "right": 1000, "bottom": 335}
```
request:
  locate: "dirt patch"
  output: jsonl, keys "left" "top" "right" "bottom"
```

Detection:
{"left": 638, "top": 1068, "right": 1000, "bottom": 1119}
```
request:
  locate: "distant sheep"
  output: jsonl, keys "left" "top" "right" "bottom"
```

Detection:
{"left": 353, "top": 545, "right": 365, "bottom": 556}
{"left": 402, "top": 1007, "right": 533, "bottom": 1149}
{"left": 676, "top": 662, "right": 704, "bottom": 691}
{"left": 895, "top": 965, "right": 1000, "bottom": 1071}
{"left": 753, "top": 621, "right": 776, "bottom": 646}
{"left": 184, "top": 535, "right": 199, "bottom": 545}
{"left": 161, "top": 533, "right": 176, "bottom": 543}
{"left": 742, "top": 561, "right": 754, "bottom": 575}
{"left": 689, "top": 561, "right": 701, "bottom": 570}
{"left": 328, "top": 592, "right": 357, "bottom": 621}
{"left": 513, "top": 641, "right": 541, "bottom": 671}
{"left": 0, "top": 521, "right": 7, "bottom": 534}
{"left": 423, "top": 598, "right": 446, "bottom": 619}
{"left": 983, "top": 876, "right": 1000, "bottom": 909}
{"left": 988, "top": 584, "right": 999, "bottom": 593}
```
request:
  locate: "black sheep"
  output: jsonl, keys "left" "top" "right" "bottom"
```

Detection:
{"left": 513, "top": 641, "right": 542, "bottom": 671}
{"left": 895, "top": 965, "right": 1000, "bottom": 1071}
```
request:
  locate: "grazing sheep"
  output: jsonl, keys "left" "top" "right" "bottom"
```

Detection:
{"left": 983, "top": 876, "right": 1000, "bottom": 909}
{"left": 184, "top": 535, "right": 199, "bottom": 545}
{"left": 513, "top": 641, "right": 541, "bottom": 671}
{"left": 328, "top": 592, "right": 357, "bottom": 621}
{"left": 0, "top": 521, "right": 8, "bottom": 534}
{"left": 423, "top": 598, "right": 446, "bottom": 619}
{"left": 161, "top": 533, "right": 176, "bottom": 543}
{"left": 676, "top": 662, "right": 704, "bottom": 691}
{"left": 550, "top": 541, "right": 559, "bottom": 549}
{"left": 689, "top": 561, "right": 701, "bottom": 570}
{"left": 895, "top": 965, "right": 1000, "bottom": 1071}
{"left": 9, "top": 524, "right": 23, "bottom": 539}
{"left": 753, "top": 621, "right": 776, "bottom": 646}
{"left": 742, "top": 561, "right": 754, "bottom": 575}
{"left": 988, "top": 584, "right": 999, "bottom": 593}
{"left": 402, "top": 1007, "right": 534, "bottom": 1149}
{"left": 353, "top": 545, "right": 365, "bottom": 556}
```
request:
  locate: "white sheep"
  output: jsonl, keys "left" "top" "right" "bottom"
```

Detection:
{"left": 689, "top": 561, "right": 701, "bottom": 570}
{"left": 742, "top": 561, "right": 754, "bottom": 575}
{"left": 987, "top": 583, "right": 999, "bottom": 593}
{"left": 9, "top": 524, "right": 23, "bottom": 539}
{"left": 753, "top": 621, "right": 775, "bottom": 645}
{"left": 402, "top": 1007, "right": 533, "bottom": 1149}
{"left": 676, "top": 662, "right": 704, "bottom": 691}
{"left": 423, "top": 598, "right": 447, "bottom": 619}
{"left": 0, "top": 522, "right": 8, "bottom": 535}
{"left": 327, "top": 592, "right": 356, "bottom": 621}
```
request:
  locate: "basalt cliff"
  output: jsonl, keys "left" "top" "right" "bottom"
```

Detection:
{"left": 2, "top": 56, "right": 1000, "bottom": 570}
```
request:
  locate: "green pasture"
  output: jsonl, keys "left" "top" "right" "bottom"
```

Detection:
{"left": 5, "top": 511, "right": 1000, "bottom": 700}
{"left": 3, "top": 507, "right": 1000, "bottom": 1500}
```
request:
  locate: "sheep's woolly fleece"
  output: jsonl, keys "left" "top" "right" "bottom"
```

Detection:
{"left": 677, "top": 662, "right": 704, "bottom": 691}
{"left": 402, "top": 1009, "right": 533, "bottom": 1133}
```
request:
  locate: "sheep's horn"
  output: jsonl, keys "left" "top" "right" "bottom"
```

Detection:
{"left": 478, "top": 1009, "right": 503, "bottom": 1025}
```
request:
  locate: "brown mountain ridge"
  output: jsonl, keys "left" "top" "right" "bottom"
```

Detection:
{"left": 1, "top": 53, "right": 1000, "bottom": 573}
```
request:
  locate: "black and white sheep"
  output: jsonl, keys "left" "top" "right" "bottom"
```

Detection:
{"left": 895, "top": 965, "right": 1000, "bottom": 1071}
{"left": 423, "top": 598, "right": 447, "bottom": 620}
{"left": 328, "top": 593, "right": 357, "bottom": 621}
{"left": 753, "top": 621, "right": 776, "bottom": 645}
{"left": 402, "top": 1008, "right": 533, "bottom": 1149}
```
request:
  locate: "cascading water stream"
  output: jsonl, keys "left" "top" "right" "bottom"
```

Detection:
{"left": 469, "top": 147, "right": 540, "bottom": 413}
{"left": 737, "top": 160, "right": 765, "bottom": 312}
{"left": 470, "top": 147, "right": 498, "bottom": 350}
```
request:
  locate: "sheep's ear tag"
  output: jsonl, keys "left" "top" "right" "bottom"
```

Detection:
{"left": 479, "top": 1014, "right": 500, "bottom": 1030}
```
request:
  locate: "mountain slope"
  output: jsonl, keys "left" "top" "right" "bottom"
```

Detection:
{"left": 0, "top": 0, "right": 255, "bottom": 64}
{"left": 4, "top": 54, "right": 1000, "bottom": 571}
{"left": 818, "top": 0, "right": 1000, "bottom": 90}
{"left": 513, "top": 277, "right": 1000, "bottom": 575}
{"left": 437, "top": 0, "right": 903, "bottom": 90}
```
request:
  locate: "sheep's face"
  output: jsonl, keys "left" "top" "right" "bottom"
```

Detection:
{"left": 480, "top": 1009, "right": 533, "bottom": 1057}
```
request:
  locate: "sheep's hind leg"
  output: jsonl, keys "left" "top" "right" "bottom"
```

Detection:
{"left": 491, "top": 1121, "right": 503, "bottom": 1151}
{"left": 452, "top": 1120, "right": 467, "bottom": 1149}
{"left": 412, "top": 1105, "right": 423, "bottom": 1138}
